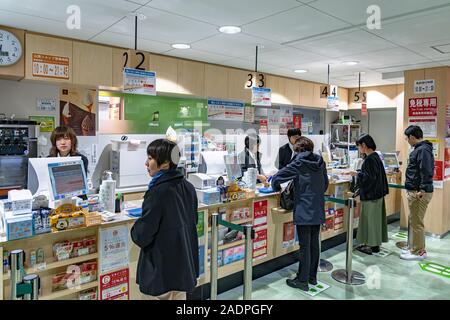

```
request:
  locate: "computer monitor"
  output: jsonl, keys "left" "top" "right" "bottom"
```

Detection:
{"left": 28, "top": 157, "right": 87, "bottom": 201}
{"left": 48, "top": 160, "right": 88, "bottom": 200}
{"left": 381, "top": 152, "right": 399, "bottom": 170}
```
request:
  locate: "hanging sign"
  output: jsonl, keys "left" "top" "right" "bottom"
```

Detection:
{"left": 207, "top": 99, "right": 244, "bottom": 121}
{"left": 245, "top": 73, "right": 265, "bottom": 89}
{"left": 409, "top": 97, "right": 437, "bottom": 117}
{"left": 251, "top": 87, "right": 271, "bottom": 107}
{"left": 100, "top": 268, "right": 129, "bottom": 300}
{"left": 32, "top": 53, "right": 69, "bottom": 79}
{"left": 414, "top": 79, "right": 435, "bottom": 94}
{"left": 408, "top": 118, "right": 437, "bottom": 138}
{"left": 353, "top": 91, "right": 367, "bottom": 103}
{"left": 123, "top": 67, "right": 156, "bottom": 95}
{"left": 361, "top": 103, "right": 368, "bottom": 116}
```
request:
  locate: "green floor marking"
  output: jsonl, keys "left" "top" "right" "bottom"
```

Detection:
{"left": 373, "top": 247, "right": 392, "bottom": 258}
{"left": 300, "top": 281, "right": 330, "bottom": 297}
{"left": 419, "top": 262, "right": 450, "bottom": 279}
{"left": 393, "top": 232, "right": 408, "bottom": 239}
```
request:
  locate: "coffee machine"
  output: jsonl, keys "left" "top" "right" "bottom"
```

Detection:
{"left": 0, "top": 119, "right": 38, "bottom": 197}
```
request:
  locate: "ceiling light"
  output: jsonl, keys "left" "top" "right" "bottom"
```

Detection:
{"left": 342, "top": 61, "right": 359, "bottom": 66}
{"left": 219, "top": 26, "right": 242, "bottom": 34}
{"left": 136, "top": 13, "right": 146, "bottom": 20}
{"left": 294, "top": 69, "right": 308, "bottom": 73}
{"left": 171, "top": 43, "right": 190, "bottom": 49}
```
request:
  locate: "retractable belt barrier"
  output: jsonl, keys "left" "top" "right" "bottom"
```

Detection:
{"left": 210, "top": 213, "right": 255, "bottom": 300}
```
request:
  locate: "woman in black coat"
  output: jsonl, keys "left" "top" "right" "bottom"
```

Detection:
{"left": 348, "top": 134, "right": 388, "bottom": 255}
{"left": 271, "top": 136, "right": 329, "bottom": 292}
{"left": 131, "top": 139, "right": 199, "bottom": 300}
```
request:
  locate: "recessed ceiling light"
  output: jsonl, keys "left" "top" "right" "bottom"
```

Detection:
{"left": 342, "top": 61, "right": 359, "bottom": 66}
{"left": 294, "top": 69, "right": 308, "bottom": 73}
{"left": 171, "top": 43, "right": 190, "bottom": 49}
{"left": 219, "top": 26, "right": 242, "bottom": 34}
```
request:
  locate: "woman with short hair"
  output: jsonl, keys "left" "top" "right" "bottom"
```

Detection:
{"left": 349, "top": 133, "right": 389, "bottom": 255}
{"left": 271, "top": 136, "right": 329, "bottom": 292}
{"left": 131, "top": 139, "right": 199, "bottom": 300}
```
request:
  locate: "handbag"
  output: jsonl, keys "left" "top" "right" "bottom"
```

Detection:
{"left": 349, "top": 175, "right": 360, "bottom": 197}
{"left": 280, "top": 180, "right": 295, "bottom": 211}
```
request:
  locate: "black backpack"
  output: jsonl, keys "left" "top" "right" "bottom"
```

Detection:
{"left": 280, "top": 180, "right": 295, "bottom": 211}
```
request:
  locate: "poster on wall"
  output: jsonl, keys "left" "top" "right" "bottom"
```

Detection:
{"left": 267, "top": 109, "right": 280, "bottom": 131}
{"left": 29, "top": 115, "right": 55, "bottom": 133}
{"left": 253, "top": 200, "right": 268, "bottom": 260}
{"left": 433, "top": 160, "right": 444, "bottom": 189}
{"left": 32, "top": 53, "right": 69, "bottom": 80}
{"left": 408, "top": 118, "right": 437, "bottom": 138}
{"left": 123, "top": 68, "right": 156, "bottom": 95}
{"left": 99, "top": 268, "right": 129, "bottom": 300}
{"left": 279, "top": 106, "right": 293, "bottom": 135}
{"left": 445, "top": 138, "right": 450, "bottom": 180}
{"left": 293, "top": 114, "right": 302, "bottom": 129}
{"left": 282, "top": 221, "right": 295, "bottom": 249}
{"left": 408, "top": 97, "right": 437, "bottom": 117}
{"left": 251, "top": 87, "right": 271, "bottom": 107}
{"left": 244, "top": 106, "right": 255, "bottom": 123}
{"left": 427, "top": 138, "right": 440, "bottom": 158}
{"left": 37, "top": 98, "right": 57, "bottom": 112}
{"left": 414, "top": 79, "right": 435, "bottom": 94}
{"left": 207, "top": 99, "right": 244, "bottom": 121}
{"left": 99, "top": 225, "right": 129, "bottom": 273}
{"left": 60, "top": 87, "right": 96, "bottom": 136}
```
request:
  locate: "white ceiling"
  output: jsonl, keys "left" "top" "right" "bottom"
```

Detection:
{"left": 2, "top": 0, "right": 450, "bottom": 87}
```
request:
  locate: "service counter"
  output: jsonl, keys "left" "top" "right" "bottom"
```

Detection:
{"left": 0, "top": 174, "right": 401, "bottom": 300}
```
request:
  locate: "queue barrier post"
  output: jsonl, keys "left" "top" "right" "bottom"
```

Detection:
{"left": 388, "top": 183, "right": 410, "bottom": 250}
{"left": 210, "top": 213, "right": 219, "bottom": 300}
{"left": 331, "top": 197, "right": 366, "bottom": 285}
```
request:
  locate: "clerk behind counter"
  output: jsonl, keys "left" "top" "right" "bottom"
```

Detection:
{"left": 48, "top": 126, "right": 89, "bottom": 174}
{"left": 238, "top": 134, "right": 269, "bottom": 184}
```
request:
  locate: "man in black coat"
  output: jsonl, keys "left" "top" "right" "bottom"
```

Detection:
{"left": 131, "top": 139, "right": 199, "bottom": 299}
{"left": 400, "top": 125, "right": 434, "bottom": 261}
{"left": 275, "top": 128, "right": 302, "bottom": 169}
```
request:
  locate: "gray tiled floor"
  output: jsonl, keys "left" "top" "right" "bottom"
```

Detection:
{"left": 218, "top": 221, "right": 450, "bottom": 300}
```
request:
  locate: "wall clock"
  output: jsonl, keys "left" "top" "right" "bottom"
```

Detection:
{"left": 0, "top": 29, "right": 23, "bottom": 66}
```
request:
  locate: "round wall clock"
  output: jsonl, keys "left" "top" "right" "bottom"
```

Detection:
{"left": 0, "top": 29, "right": 23, "bottom": 66}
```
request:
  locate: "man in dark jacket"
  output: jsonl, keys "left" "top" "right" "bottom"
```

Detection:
{"left": 275, "top": 128, "right": 302, "bottom": 169}
{"left": 401, "top": 125, "right": 434, "bottom": 261}
{"left": 131, "top": 139, "right": 199, "bottom": 299}
{"left": 271, "top": 137, "right": 329, "bottom": 292}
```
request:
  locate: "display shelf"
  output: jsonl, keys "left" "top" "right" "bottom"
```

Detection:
{"left": 40, "top": 281, "right": 98, "bottom": 300}
{"left": 207, "top": 239, "right": 245, "bottom": 254}
{"left": 207, "top": 218, "right": 252, "bottom": 231}
{"left": 3, "top": 253, "right": 99, "bottom": 281}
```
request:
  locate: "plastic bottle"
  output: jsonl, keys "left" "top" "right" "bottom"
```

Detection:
{"left": 99, "top": 171, "right": 116, "bottom": 213}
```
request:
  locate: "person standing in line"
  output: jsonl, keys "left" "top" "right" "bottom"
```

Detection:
{"left": 275, "top": 128, "right": 302, "bottom": 169}
{"left": 348, "top": 134, "right": 389, "bottom": 255}
{"left": 271, "top": 136, "right": 328, "bottom": 291}
{"left": 400, "top": 125, "right": 434, "bottom": 261}
{"left": 131, "top": 139, "right": 199, "bottom": 300}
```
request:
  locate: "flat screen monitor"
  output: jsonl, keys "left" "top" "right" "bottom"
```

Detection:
{"left": 381, "top": 152, "right": 399, "bottom": 169}
{"left": 48, "top": 160, "right": 88, "bottom": 200}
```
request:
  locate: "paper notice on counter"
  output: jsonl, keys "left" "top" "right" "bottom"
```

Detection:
{"left": 99, "top": 225, "right": 129, "bottom": 274}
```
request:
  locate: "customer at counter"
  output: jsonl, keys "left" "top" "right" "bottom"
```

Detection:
{"left": 275, "top": 128, "right": 302, "bottom": 169}
{"left": 271, "top": 136, "right": 328, "bottom": 292}
{"left": 48, "top": 126, "right": 89, "bottom": 173}
{"left": 401, "top": 125, "right": 434, "bottom": 261}
{"left": 131, "top": 139, "right": 199, "bottom": 300}
{"left": 238, "top": 134, "right": 269, "bottom": 184}
{"left": 348, "top": 134, "right": 388, "bottom": 255}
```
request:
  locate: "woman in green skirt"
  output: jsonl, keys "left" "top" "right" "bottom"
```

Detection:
{"left": 349, "top": 134, "right": 389, "bottom": 255}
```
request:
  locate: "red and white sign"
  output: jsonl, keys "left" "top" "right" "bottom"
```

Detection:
{"left": 433, "top": 160, "right": 444, "bottom": 189}
{"left": 100, "top": 268, "right": 129, "bottom": 300}
{"left": 334, "top": 209, "right": 344, "bottom": 231}
{"left": 361, "top": 103, "right": 368, "bottom": 116}
{"left": 408, "top": 118, "right": 437, "bottom": 138}
{"left": 253, "top": 200, "right": 268, "bottom": 260}
{"left": 259, "top": 119, "right": 268, "bottom": 135}
{"left": 408, "top": 97, "right": 438, "bottom": 117}
{"left": 32, "top": 53, "right": 70, "bottom": 79}
{"left": 445, "top": 139, "right": 450, "bottom": 180}
{"left": 282, "top": 221, "right": 295, "bottom": 249}
{"left": 293, "top": 115, "right": 302, "bottom": 129}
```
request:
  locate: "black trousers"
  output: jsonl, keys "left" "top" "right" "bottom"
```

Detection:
{"left": 296, "top": 225, "right": 321, "bottom": 282}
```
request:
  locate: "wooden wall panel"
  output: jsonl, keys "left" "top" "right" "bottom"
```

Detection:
{"left": 227, "top": 68, "right": 251, "bottom": 102}
{"left": 73, "top": 42, "right": 113, "bottom": 87}
{"left": 149, "top": 54, "right": 178, "bottom": 93}
{"left": 177, "top": 59, "right": 205, "bottom": 97}
{"left": 204, "top": 64, "right": 228, "bottom": 99}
